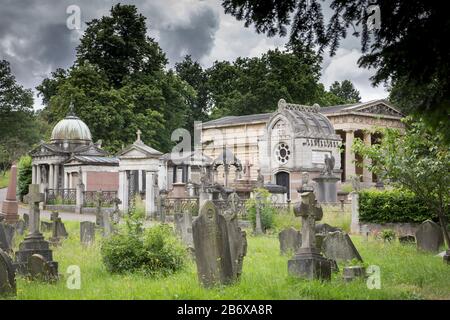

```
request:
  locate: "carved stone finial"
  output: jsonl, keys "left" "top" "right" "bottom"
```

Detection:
{"left": 278, "top": 98, "right": 287, "bottom": 111}
{"left": 136, "top": 129, "right": 142, "bottom": 142}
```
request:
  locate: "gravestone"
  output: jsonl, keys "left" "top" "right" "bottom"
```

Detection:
{"left": 15, "top": 219, "right": 26, "bottom": 236}
{"left": 0, "top": 249, "right": 16, "bottom": 297}
{"left": 399, "top": 235, "right": 416, "bottom": 244}
{"left": 343, "top": 266, "right": 365, "bottom": 282}
{"left": 254, "top": 192, "right": 264, "bottom": 235}
{"left": 27, "top": 254, "right": 58, "bottom": 282}
{"left": 80, "top": 221, "right": 95, "bottom": 245}
{"left": 102, "top": 210, "right": 113, "bottom": 237}
{"left": 174, "top": 212, "right": 194, "bottom": 248}
{"left": 192, "top": 201, "right": 234, "bottom": 287}
{"left": 288, "top": 192, "right": 331, "bottom": 280}
{"left": 15, "top": 184, "right": 58, "bottom": 275}
{"left": 41, "top": 221, "right": 53, "bottom": 233}
{"left": 49, "top": 212, "right": 68, "bottom": 246}
{"left": 0, "top": 223, "right": 15, "bottom": 252}
{"left": 279, "top": 227, "right": 302, "bottom": 255}
{"left": 315, "top": 223, "right": 342, "bottom": 235}
{"left": 95, "top": 191, "right": 104, "bottom": 227}
{"left": 223, "top": 211, "right": 247, "bottom": 279}
{"left": 415, "top": 220, "right": 444, "bottom": 253}
{"left": 322, "top": 231, "right": 363, "bottom": 263}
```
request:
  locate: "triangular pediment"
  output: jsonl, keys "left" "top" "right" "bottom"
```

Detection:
{"left": 117, "top": 140, "right": 162, "bottom": 159}
{"left": 353, "top": 101, "right": 404, "bottom": 117}
{"left": 29, "top": 143, "right": 62, "bottom": 157}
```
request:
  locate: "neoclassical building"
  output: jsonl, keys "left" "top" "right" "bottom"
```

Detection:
{"left": 200, "top": 99, "right": 404, "bottom": 200}
{"left": 30, "top": 104, "right": 119, "bottom": 195}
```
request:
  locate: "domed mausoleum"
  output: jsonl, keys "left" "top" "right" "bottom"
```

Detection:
{"left": 30, "top": 103, "right": 119, "bottom": 212}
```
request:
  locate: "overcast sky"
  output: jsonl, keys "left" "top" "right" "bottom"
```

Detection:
{"left": 0, "top": 0, "right": 388, "bottom": 110}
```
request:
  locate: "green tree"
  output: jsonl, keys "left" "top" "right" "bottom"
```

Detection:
{"left": 17, "top": 155, "right": 32, "bottom": 200}
{"left": 0, "top": 60, "right": 40, "bottom": 170}
{"left": 221, "top": 1, "right": 450, "bottom": 138}
{"left": 329, "top": 80, "right": 361, "bottom": 104}
{"left": 76, "top": 3, "right": 167, "bottom": 87}
{"left": 207, "top": 47, "right": 333, "bottom": 118}
{"left": 353, "top": 117, "right": 450, "bottom": 249}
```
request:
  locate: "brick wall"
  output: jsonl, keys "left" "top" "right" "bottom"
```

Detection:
{"left": 86, "top": 171, "right": 119, "bottom": 191}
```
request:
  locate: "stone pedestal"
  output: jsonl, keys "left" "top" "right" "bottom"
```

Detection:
{"left": 288, "top": 248, "right": 331, "bottom": 280}
{"left": 1, "top": 164, "right": 19, "bottom": 224}
{"left": 171, "top": 182, "right": 187, "bottom": 198}
{"left": 313, "top": 175, "right": 340, "bottom": 203}
{"left": 15, "top": 233, "right": 56, "bottom": 274}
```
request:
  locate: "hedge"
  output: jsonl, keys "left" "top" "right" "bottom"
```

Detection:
{"left": 358, "top": 189, "right": 448, "bottom": 224}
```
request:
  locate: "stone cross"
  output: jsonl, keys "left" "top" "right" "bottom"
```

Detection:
{"left": 228, "top": 192, "right": 240, "bottom": 216}
{"left": 244, "top": 161, "right": 253, "bottom": 180}
{"left": 294, "top": 192, "right": 323, "bottom": 250}
{"left": 254, "top": 192, "right": 264, "bottom": 235}
{"left": 24, "top": 185, "right": 44, "bottom": 235}
{"left": 136, "top": 129, "right": 142, "bottom": 142}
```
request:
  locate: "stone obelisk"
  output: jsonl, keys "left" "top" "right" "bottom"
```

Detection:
{"left": 1, "top": 163, "right": 19, "bottom": 224}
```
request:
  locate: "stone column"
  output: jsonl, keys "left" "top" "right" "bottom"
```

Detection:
{"left": 118, "top": 170, "right": 128, "bottom": 212}
{"left": 345, "top": 130, "right": 356, "bottom": 181}
{"left": 362, "top": 131, "right": 372, "bottom": 185}
{"left": 64, "top": 172, "right": 69, "bottom": 189}
{"left": 138, "top": 169, "right": 143, "bottom": 193}
{"left": 145, "top": 171, "right": 157, "bottom": 217}
{"left": 36, "top": 165, "right": 41, "bottom": 186}
{"left": 32, "top": 165, "right": 36, "bottom": 184}
{"left": 48, "top": 164, "right": 54, "bottom": 189}
{"left": 54, "top": 164, "right": 59, "bottom": 189}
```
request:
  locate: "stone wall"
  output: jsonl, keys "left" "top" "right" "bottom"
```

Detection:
{"left": 86, "top": 171, "right": 119, "bottom": 191}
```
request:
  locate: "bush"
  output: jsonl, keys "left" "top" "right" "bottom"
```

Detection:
{"left": 17, "top": 155, "right": 32, "bottom": 200}
{"left": 358, "top": 189, "right": 448, "bottom": 223}
{"left": 245, "top": 188, "right": 276, "bottom": 231}
{"left": 101, "top": 209, "right": 186, "bottom": 276}
{"left": 379, "top": 229, "right": 396, "bottom": 242}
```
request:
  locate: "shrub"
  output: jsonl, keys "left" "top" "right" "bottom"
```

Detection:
{"left": 101, "top": 208, "right": 186, "bottom": 276}
{"left": 17, "top": 155, "right": 32, "bottom": 200}
{"left": 379, "top": 229, "right": 396, "bottom": 242}
{"left": 358, "top": 189, "right": 448, "bottom": 224}
{"left": 245, "top": 188, "right": 276, "bottom": 231}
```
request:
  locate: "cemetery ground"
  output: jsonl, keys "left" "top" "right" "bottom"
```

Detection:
{"left": 8, "top": 210, "right": 450, "bottom": 300}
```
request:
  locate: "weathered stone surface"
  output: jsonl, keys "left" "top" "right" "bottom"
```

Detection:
{"left": 174, "top": 212, "right": 194, "bottom": 248}
{"left": 0, "top": 164, "right": 19, "bottom": 223}
{"left": 27, "top": 254, "right": 58, "bottom": 282}
{"left": 343, "top": 266, "right": 365, "bottom": 282}
{"left": 288, "top": 192, "right": 331, "bottom": 280}
{"left": 223, "top": 212, "right": 247, "bottom": 279}
{"left": 279, "top": 227, "right": 302, "bottom": 255}
{"left": 0, "top": 249, "right": 16, "bottom": 297}
{"left": 192, "top": 201, "right": 234, "bottom": 287}
{"left": 80, "top": 221, "right": 95, "bottom": 245}
{"left": 15, "top": 219, "right": 26, "bottom": 236}
{"left": 415, "top": 220, "right": 444, "bottom": 253}
{"left": 41, "top": 221, "right": 53, "bottom": 233}
{"left": 322, "top": 231, "right": 363, "bottom": 263}
{"left": 23, "top": 213, "right": 29, "bottom": 229}
{"left": 399, "top": 235, "right": 416, "bottom": 244}
{"left": 0, "top": 223, "right": 15, "bottom": 251}
{"left": 315, "top": 223, "right": 342, "bottom": 235}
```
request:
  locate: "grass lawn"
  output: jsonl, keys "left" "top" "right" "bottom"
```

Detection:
{"left": 9, "top": 216, "right": 450, "bottom": 300}
{"left": 0, "top": 170, "right": 10, "bottom": 189}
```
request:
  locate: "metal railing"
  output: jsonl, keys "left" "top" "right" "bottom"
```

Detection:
{"left": 45, "top": 188, "right": 76, "bottom": 205}
{"left": 162, "top": 198, "right": 199, "bottom": 216}
{"left": 83, "top": 190, "right": 118, "bottom": 207}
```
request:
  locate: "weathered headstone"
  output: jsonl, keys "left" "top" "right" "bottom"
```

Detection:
{"left": 27, "top": 254, "right": 58, "bottom": 282}
{"left": 223, "top": 211, "right": 247, "bottom": 279}
{"left": 0, "top": 249, "right": 16, "bottom": 297}
{"left": 279, "top": 227, "right": 302, "bottom": 255}
{"left": 343, "top": 266, "right": 365, "bottom": 282}
{"left": 0, "top": 223, "right": 15, "bottom": 252}
{"left": 322, "top": 231, "right": 363, "bottom": 263}
{"left": 415, "top": 220, "right": 444, "bottom": 253}
{"left": 315, "top": 223, "right": 342, "bottom": 235}
{"left": 102, "top": 210, "right": 113, "bottom": 237}
{"left": 399, "top": 235, "right": 416, "bottom": 244}
{"left": 23, "top": 213, "right": 29, "bottom": 229}
{"left": 15, "top": 184, "right": 58, "bottom": 275}
{"left": 174, "top": 212, "right": 194, "bottom": 248}
{"left": 49, "top": 212, "right": 68, "bottom": 246}
{"left": 41, "top": 221, "right": 53, "bottom": 233}
{"left": 95, "top": 191, "right": 103, "bottom": 227}
{"left": 80, "top": 221, "right": 95, "bottom": 245}
{"left": 288, "top": 192, "right": 331, "bottom": 280}
{"left": 254, "top": 192, "right": 264, "bottom": 235}
{"left": 15, "top": 219, "right": 26, "bottom": 236}
{"left": 192, "top": 201, "right": 234, "bottom": 287}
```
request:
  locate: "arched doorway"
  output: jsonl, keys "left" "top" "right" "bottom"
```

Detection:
{"left": 275, "top": 171, "right": 290, "bottom": 200}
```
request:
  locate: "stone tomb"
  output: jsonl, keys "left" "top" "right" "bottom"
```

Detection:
{"left": 15, "top": 184, "right": 58, "bottom": 275}
{"left": 174, "top": 212, "right": 194, "bottom": 248}
{"left": 0, "top": 249, "right": 16, "bottom": 297}
{"left": 415, "top": 220, "right": 444, "bottom": 253}
{"left": 322, "top": 231, "right": 363, "bottom": 263}
{"left": 192, "top": 201, "right": 234, "bottom": 287}
{"left": 80, "top": 221, "right": 96, "bottom": 245}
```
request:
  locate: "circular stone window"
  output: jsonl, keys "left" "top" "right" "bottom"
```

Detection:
{"left": 275, "top": 143, "right": 291, "bottom": 164}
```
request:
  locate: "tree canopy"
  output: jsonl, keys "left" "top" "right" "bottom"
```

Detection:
{"left": 221, "top": 1, "right": 450, "bottom": 138}
{"left": 329, "top": 80, "right": 361, "bottom": 104}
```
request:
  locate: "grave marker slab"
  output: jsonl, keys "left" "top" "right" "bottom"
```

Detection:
{"left": 80, "top": 221, "right": 95, "bottom": 245}
{"left": 0, "top": 249, "right": 16, "bottom": 297}
{"left": 223, "top": 211, "right": 247, "bottom": 279}
{"left": 322, "top": 231, "right": 363, "bottom": 263}
{"left": 415, "top": 220, "right": 444, "bottom": 253}
{"left": 27, "top": 254, "right": 58, "bottom": 282}
{"left": 279, "top": 227, "right": 302, "bottom": 255}
{"left": 174, "top": 212, "right": 194, "bottom": 248}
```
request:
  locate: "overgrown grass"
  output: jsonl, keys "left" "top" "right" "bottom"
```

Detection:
{"left": 0, "top": 170, "right": 10, "bottom": 188}
{"left": 7, "top": 219, "right": 449, "bottom": 300}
